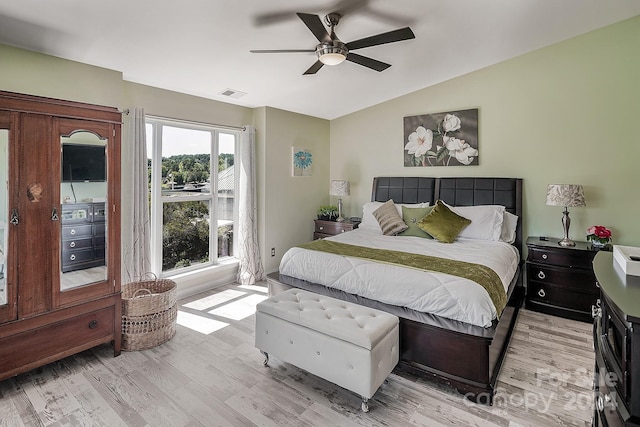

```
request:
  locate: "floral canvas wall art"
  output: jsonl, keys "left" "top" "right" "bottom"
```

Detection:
{"left": 404, "top": 108, "right": 479, "bottom": 167}
{"left": 292, "top": 147, "right": 313, "bottom": 176}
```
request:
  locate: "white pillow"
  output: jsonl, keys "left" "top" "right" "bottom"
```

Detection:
{"left": 500, "top": 211, "right": 519, "bottom": 244}
{"left": 443, "top": 202, "right": 505, "bottom": 241}
{"left": 360, "top": 201, "right": 430, "bottom": 233}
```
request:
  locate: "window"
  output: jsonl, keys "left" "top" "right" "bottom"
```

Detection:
{"left": 146, "top": 118, "right": 237, "bottom": 275}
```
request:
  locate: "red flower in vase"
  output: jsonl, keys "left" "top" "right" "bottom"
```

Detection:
{"left": 587, "top": 225, "right": 612, "bottom": 245}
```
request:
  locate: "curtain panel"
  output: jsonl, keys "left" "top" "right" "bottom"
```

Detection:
{"left": 236, "top": 125, "right": 264, "bottom": 285}
{"left": 122, "top": 107, "right": 151, "bottom": 283}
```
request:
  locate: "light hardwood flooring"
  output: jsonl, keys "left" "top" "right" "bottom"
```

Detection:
{"left": 61, "top": 266, "right": 107, "bottom": 291}
{"left": 0, "top": 282, "right": 595, "bottom": 426}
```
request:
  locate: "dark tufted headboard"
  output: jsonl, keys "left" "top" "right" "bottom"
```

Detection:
{"left": 371, "top": 177, "right": 523, "bottom": 255}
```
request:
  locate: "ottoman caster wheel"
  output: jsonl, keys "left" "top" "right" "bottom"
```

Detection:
{"left": 361, "top": 398, "right": 369, "bottom": 413}
{"left": 260, "top": 350, "right": 269, "bottom": 366}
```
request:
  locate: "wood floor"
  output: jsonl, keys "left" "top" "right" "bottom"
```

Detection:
{"left": 0, "top": 282, "right": 595, "bottom": 426}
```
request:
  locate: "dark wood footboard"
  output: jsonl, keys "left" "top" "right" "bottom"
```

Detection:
{"left": 266, "top": 269, "right": 524, "bottom": 404}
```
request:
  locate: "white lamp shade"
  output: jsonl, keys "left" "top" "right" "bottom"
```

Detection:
{"left": 329, "top": 180, "right": 350, "bottom": 196}
{"left": 319, "top": 52, "right": 346, "bottom": 65}
{"left": 546, "top": 184, "right": 586, "bottom": 207}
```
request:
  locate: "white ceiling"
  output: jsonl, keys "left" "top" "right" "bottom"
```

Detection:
{"left": 1, "top": 1, "right": 639, "bottom": 120}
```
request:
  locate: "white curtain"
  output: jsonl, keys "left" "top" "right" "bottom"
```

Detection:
{"left": 236, "top": 125, "right": 264, "bottom": 285}
{"left": 122, "top": 107, "right": 151, "bottom": 283}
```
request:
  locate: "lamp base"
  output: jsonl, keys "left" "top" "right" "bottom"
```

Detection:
{"left": 558, "top": 238, "right": 576, "bottom": 247}
{"left": 336, "top": 198, "right": 345, "bottom": 222}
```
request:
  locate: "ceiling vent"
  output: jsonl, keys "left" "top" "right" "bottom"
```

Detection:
{"left": 219, "top": 88, "right": 246, "bottom": 99}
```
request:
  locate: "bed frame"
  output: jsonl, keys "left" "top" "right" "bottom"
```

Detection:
{"left": 267, "top": 177, "right": 524, "bottom": 404}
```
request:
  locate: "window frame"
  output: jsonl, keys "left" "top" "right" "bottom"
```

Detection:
{"left": 146, "top": 116, "right": 239, "bottom": 278}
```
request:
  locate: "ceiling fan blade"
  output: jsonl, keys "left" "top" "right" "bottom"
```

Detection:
{"left": 303, "top": 60, "right": 325, "bottom": 75}
{"left": 250, "top": 49, "right": 315, "bottom": 53}
{"left": 346, "top": 27, "right": 415, "bottom": 50}
{"left": 345, "top": 52, "right": 391, "bottom": 72}
{"left": 297, "top": 13, "right": 331, "bottom": 43}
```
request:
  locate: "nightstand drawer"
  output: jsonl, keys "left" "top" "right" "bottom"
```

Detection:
{"left": 315, "top": 219, "right": 356, "bottom": 234}
{"left": 315, "top": 222, "right": 348, "bottom": 234}
{"left": 526, "top": 264, "right": 597, "bottom": 291}
{"left": 528, "top": 282, "right": 597, "bottom": 313}
{"left": 528, "top": 247, "right": 596, "bottom": 269}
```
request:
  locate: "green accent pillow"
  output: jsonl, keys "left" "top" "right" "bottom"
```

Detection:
{"left": 398, "top": 206, "right": 434, "bottom": 238}
{"left": 417, "top": 200, "right": 471, "bottom": 243}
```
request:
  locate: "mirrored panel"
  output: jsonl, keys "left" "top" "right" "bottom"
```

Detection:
{"left": 0, "top": 130, "right": 7, "bottom": 304}
{"left": 60, "top": 131, "right": 107, "bottom": 290}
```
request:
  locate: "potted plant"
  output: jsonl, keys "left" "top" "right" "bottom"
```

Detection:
{"left": 317, "top": 205, "right": 338, "bottom": 221}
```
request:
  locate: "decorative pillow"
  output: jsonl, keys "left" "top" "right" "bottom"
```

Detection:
{"left": 500, "top": 211, "right": 519, "bottom": 244}
{"left": 398, "top": 206, "right": 434, "bottom": 238}
{"left": 372, "top": 200, "right": 408, "bottom": 235}
{"left": 417, "top": 200, "right": 471, "bottom": 243}
{"left": 443, "top": 202, "right": 505, "bottom": 242}
{"left": 360, "top": 201, "right": 430, "bottom": 232}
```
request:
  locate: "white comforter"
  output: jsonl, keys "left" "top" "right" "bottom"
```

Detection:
{"left": 279, "top": 229, "right": 520, "bottom": 327}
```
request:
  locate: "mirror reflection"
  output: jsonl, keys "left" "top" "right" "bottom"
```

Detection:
{"left": 0, "top": 129, "right": 7, "bottom": 304}
{"left": 60, "top": 131, "right": 107, "bottom": 290}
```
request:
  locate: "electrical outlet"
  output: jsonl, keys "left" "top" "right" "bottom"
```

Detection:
{"left": 271, "top": 248, "right": 275, "bottom": 257}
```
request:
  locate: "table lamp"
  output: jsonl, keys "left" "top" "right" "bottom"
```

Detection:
{"left": 546, "top": 184, "right": 586, "bottom": 247}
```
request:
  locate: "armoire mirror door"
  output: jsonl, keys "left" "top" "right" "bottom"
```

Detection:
{"left": 59, "top": 130, "right": 108, "bottom": 291}
{"left": 54, "top": 118, "right": 117, "bottom": 308}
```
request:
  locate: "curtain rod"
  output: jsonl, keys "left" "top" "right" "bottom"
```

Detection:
{"left": 122, "top": 110, "right": 245, "bottom": 132}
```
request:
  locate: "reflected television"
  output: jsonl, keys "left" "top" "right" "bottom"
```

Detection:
{"left": 61, "top": 144, "right": 106, "bottom": 182}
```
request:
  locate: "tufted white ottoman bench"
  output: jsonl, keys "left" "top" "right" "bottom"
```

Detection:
{"left": 255, "top": 288, "right": 399, "bottom": 412}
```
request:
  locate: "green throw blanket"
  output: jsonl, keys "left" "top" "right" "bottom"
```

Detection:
{"left": 297, "top": 239, "right": 507, "bottom": 317}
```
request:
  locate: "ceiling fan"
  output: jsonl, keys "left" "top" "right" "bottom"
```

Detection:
{"left": 250, "top": 12, "right": 415, "bottom": 75}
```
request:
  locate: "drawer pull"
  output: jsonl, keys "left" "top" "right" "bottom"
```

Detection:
{"left": 341, "top": 229, "right": 345, "bottom": 233}
{"left": 88, "top": 320, "right": 98, "bottom": 329}
{"left": 70, "top": 241, "right": 76, "bottom": 248}
{"left": 70, "top": 229, "right": 77, "bottom": 235}
{"left": 541, "top": 254, "right": 548, "bottom": 260}
{"left": 596, "top": 396, "right": 604, "bottom": 412}
{"left": 70, "top": 254, "right": 76, "bottom": 261}
{"left": 319, "top": 226, "right": 324, "bottom": 231}
{"left": 537, "top": 271, "right": 546, "bottom": 280}
{"left": 537, "top": 289, "right": 546, "bottom": 298}
{"left": 595, "top": 280, "right": 600, "bottom": 288}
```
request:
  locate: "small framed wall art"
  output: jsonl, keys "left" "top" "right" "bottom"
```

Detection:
{"left": 292, "top": 146, "right": 313, "bottom": 176}
{"left": 403, "top": 108, "right": 478, "bottom": 167}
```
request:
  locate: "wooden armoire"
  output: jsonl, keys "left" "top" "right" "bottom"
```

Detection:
{"left": 0, "top": 91, "right": 122, "bottom": 381}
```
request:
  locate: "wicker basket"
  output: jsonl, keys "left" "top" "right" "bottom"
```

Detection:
{"left": 121, "top": 274, "right": 178, "bottom": 351}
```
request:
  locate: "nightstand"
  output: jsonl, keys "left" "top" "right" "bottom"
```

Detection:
{"left": 526, "top": 236, "right": 606, "bottom": 322}
{"left": 314, "top": 219, "right": 358, "bottom": 239}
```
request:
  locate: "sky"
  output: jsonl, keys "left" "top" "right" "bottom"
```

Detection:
{"left": 146, "top": 124, "right": 236, "bottom": 158}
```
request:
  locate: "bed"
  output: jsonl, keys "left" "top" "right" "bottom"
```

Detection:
{"left": 266, "top": 177, "right": 524, "bottom": 403}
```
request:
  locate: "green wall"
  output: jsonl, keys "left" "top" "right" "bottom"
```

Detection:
{"left": 330, "top": 15, "right": 640, "bottom": 248}
{"left": 256, "top": 107, "right": 330, "bottom": 273}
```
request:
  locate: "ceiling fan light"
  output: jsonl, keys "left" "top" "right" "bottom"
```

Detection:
{"left": 316, "top": 41, "right": 348, "bottom": 65}
{"left": 319, "top": 52, "right": 346, "bottom": 65}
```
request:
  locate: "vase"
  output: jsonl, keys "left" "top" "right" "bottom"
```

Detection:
{"left": 591, "top": 240, "right": 609, "bottom": 249}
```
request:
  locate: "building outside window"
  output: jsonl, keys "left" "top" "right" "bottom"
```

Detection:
{"left": 146, "top": 118, "right": 237, "bottom": 275}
